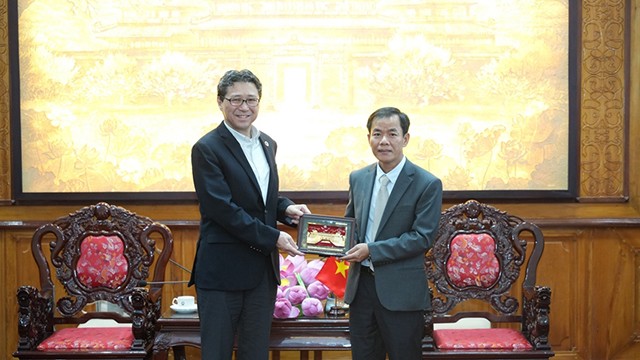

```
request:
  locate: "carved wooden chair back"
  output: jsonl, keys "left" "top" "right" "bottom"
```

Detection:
{"left": 14, "top": 202, "right": 173, "bottom": 360}
{"left": 423, "top": 199, "right": 554, "bottom": 359}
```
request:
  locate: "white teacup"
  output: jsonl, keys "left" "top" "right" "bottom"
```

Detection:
{"left": 172, "top": 295, "right": 195, "bottom": 307}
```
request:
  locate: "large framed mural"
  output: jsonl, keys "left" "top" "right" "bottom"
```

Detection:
{"left": 9, "top": 0, "right": 577, "bottom": 203}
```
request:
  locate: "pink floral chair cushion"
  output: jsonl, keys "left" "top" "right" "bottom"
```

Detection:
{"left": 446, "top": 233, "right": 499, "bottom": 288}
{"left": 77, "top": 235, "right": 128, "bottom": 289}
{"left": 434, "top": 328, "right": 533, "bottom": 350}
{"left": 37, "top": 327, "right": 133, "bottom": 350}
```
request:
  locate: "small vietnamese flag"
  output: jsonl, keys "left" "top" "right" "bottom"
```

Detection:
{"left": 315, "top": 256, "right": 350, "bottom": 298}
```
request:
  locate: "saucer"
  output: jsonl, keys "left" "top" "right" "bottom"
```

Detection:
{"left": 170, "top": 304, "right": 197, "bottom": 314}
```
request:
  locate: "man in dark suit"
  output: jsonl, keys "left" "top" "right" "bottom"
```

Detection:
{"left": 190, "top": 69, "right": 309, "bottom": 360}
{"left": 341, "top": 107, "right": 443, "bottom": 360}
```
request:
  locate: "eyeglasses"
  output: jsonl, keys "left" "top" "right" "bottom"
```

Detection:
{"left": 224, "top": 97, "right": 260, "bottom": 107}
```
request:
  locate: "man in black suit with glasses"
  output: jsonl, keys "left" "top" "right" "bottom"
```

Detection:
{"left": 190, "top": 69, "right": 310, "bottom": 360}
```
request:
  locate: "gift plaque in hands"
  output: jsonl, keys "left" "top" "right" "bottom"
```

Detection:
{"left": 298, "top": 214, "right": 355, "bottom": 256}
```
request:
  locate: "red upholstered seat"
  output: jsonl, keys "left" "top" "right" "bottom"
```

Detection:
{"left": 37, "top": 327, "right": 134, "bottom": 351}
{"left": 433, "top": 328, "right": 533, "bottom": 350}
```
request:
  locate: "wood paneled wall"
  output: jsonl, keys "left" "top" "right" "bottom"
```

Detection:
{"left": 1, "top": 0, "right": 640, "bottom": 359}
{"left": 3, "top": 210, "right": 640, "bottom": 360}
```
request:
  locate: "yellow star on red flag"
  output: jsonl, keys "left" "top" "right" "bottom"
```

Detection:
{"left": 334, "top": 259, "right": 349, "bottom": 278}
{"left": 316, "top": 256, "right": 350, "bottom": 298}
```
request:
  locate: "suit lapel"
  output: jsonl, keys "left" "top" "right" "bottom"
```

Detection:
{"left": 259, "top": 135, "right": 277, "bottom": 202}
{"left": 377, "top": 161, "right": 415, "bottom": 234}
{"left": 218, "top": 123, "right": 262, "bottom": 197}
{"left": 356, "top": 165, "right": 376, "bottom": 242}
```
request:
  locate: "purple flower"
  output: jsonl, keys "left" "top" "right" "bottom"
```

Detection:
{"left": 299, "top": 259, "right": 324, "bottom": 285}
{"left": 288, "top": 306, "right": 300, "bottom": 318}
{"left": 285, "top": 285, "right": 307, "bottom": 305}
{"left": 280, "top": 274, "right": 298, "bottom": 290}
{"left": 279, "top": 255, "right": 296, "bottom": 280}
{"left": 281, "top": 255, "right": 307, "bottom": 288}
{"left": 301, "top": 297, "right": 323, "bottom": 317}
{"left": 273, "top": 298, "right": 293, "bottom": 319}
{"left": 287, "top": 255, "right": 308, "bottom": 273}
{"left": 273, "top": 256, "right": 336, "bottom": 318}
{"left": 307, "top": 280, "right": 330, "bottom": 300}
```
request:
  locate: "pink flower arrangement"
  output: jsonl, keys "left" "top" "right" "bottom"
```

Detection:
{"left": 274, "top": 254, "right": 331, "bottom": 319}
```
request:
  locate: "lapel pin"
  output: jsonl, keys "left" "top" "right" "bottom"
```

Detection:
{"left": 264, "top": 141, "right": 269, "bottom": 147}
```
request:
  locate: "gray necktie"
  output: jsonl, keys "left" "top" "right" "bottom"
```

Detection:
{"left": 363, "top": 175, "right": 390, "bottom": 271}
{"left": 370, "top": 174, "right": 390, "bottom": 241}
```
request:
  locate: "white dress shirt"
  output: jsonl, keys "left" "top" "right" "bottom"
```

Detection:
{"left": 224, "top": 122, "right": 270, "bottom": 205}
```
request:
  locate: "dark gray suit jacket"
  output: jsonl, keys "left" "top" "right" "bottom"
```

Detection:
{"left": 344, "top": 159, "right": 442, "bottom": 311}
{"left": 189, "top": 121, "right": 294, "bottom": 290}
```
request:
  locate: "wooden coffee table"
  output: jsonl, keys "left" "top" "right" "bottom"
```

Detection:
{"left": 153, "top": 311, "right": 351, "bottom": 360}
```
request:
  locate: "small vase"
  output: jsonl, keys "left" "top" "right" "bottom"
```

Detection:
{"left": 325, "top": 297, "right": 336, "bottom": 313}
{"left": 324, "top": 296, "right": 348, "bottom": 317}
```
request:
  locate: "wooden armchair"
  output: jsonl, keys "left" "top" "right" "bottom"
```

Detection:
{"left": 14, "top": 202, "right": 173, "bottom": 360}
{"left": 423, "top": 199, "right": 554, "bottom": 359}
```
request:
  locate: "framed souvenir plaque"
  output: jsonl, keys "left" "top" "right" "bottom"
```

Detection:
{"left": 298, "top": 214, "right": 356, "bottom": 256}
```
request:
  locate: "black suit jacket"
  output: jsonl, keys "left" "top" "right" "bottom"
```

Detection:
{"left": 189, "top": 121, "right": 294, "bottom": 290}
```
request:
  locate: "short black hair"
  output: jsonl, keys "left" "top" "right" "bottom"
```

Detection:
{"left": 217, "top": 69, "right": 262, "bottom": 100}
{"left": 366, "top": 107, "right": 410, "bottom": 135}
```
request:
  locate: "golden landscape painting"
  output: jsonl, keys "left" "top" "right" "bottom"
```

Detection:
{"left": 15, "top": 0, "right": 570, "bottom": 195}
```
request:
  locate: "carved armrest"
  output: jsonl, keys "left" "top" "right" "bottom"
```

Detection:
{"left": 16, "top": 286, "right": 54, "bottom": 350}
{"left": 130, "top": 287, "right": 162, "bottom": 351}
{"left": 422, "top": 309, "right": 436, "bottom": 352}
{"left": 522, "top": 285, "right": 552, "bottom": 350}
